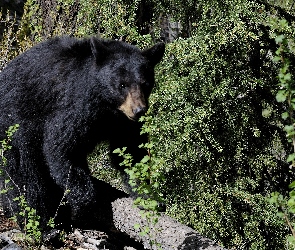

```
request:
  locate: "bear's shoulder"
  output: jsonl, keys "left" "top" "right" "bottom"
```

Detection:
{"left": 43, "top": 36, "right": 93, "bottom": 60}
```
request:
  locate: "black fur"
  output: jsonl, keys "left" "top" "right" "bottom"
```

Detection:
{"left": 0, "top": 36, "right": 165, "bottom": 231}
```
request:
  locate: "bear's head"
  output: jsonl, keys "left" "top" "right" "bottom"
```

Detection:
{"left": 90, "top": 38, "right": 165, "bottom": 121}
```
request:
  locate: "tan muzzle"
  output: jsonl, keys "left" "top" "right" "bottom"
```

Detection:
{"left": 119, "top": 88, "right": 147, "bottom": 121}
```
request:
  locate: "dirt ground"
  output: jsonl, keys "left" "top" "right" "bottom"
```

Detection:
{"left": 0, "top": 210, "right": 18, "bottom": 232}
{"left": 0, "top": 209, "right": 110, "bottom": 249}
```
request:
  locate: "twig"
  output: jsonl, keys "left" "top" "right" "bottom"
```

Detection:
{"left": 285, "top": 213, "right": 295, "bottom": 238}
{"left": 52, "top": 165, "right": 72, "bottom": 221}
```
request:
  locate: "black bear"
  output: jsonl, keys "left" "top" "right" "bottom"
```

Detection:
{"left": 0, "top": 36, "right": 165, "bottom": 231}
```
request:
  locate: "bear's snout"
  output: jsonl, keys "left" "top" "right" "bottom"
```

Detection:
{"left": 119, "top": 90, "right": 147, "bottom": 121}
{"left": 133, "top": 106, "right": 147, "bottom": 120}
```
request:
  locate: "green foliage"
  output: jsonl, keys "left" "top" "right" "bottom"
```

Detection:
{"left": 113, "top": 115, "right": 164, "bottom": 211}
{"left": 0, "top": 125, "right": 42, "bottom": 246}
{"left": 21, "top": 0, "right": 79, "bottom": 40}
{"left": 0, "top": 124, "right": 19, "bottom": 169}
{"left": 0, "top": 125, "right": 20, "bottom": 202}
{"left": 269, "top": 185, "right": 295, "bottom": 248}
{"left": 0, "top": 10, "right": 18, "bottom": 70}
{"left": 88, "top": 143, "right": 124, "bottom": 190}
{"left": 20, "top": 0, "right": 154, "bottom": 48}
{"left": 13, "top": 195, "right": 42, "bottom": 244}
{"left": 267, "top": 17, "right": 295, "bottom": 248}
{"left": 0, "top": 125, "right": 69, "bottom": 247}
{"left": 96, "top": 0, "right": 153, "bottom": 47}
{"left": 47, "top": 217, "right": 55, "bottom": 229}
{"left": 0, "top": 10, "right": 31, "bottom": 69}
{"left": 0, "top": 125, "right": 20, "bottom": 198}
{"left": 113, "top": 114, "right": 164, "bottom": 248}
{"left": 149, "top": 1, "right": 294, "bottom": 249}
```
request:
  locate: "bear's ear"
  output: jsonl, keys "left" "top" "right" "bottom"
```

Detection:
{"left": 90, "top": 37, "right": 111, "bottom": 64}
{"left": 142, "top": 42, "right": 165, "bottom": 66}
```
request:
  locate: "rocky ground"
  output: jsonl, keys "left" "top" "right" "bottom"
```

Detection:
{"left": 0, "top": 197, "right": 226, "bottom": 250}
{"left": 0, "top": 209, "right": 140, "bottom": 250}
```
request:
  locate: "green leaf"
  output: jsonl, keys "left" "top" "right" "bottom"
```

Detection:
{"left": 287, "top": 235, "right": 295, "bottom": 245}
{"left": 287, "top": 131, "right": 295, "bottom": 137}
{"left": 26, "top": 222, "right": 32, "bottom": 229}
{"left": 284, "top": 73, "right": 292, "bottom": 81}
{"left": 153, "top": 182, "right": 160, "bottom": 188}
{"left": 276, "top": 90, "right": 287, "bottom": 102}
{"left": 287, "top": 153, "right": 295, "bottom": 163}
{"left": 287, "top": 198, "right": 295, "bottom": 207}
{"left": 141, "top": 155, "right": 150, "bottom": 164}
{"left": 112, "top": 148, "right": 121, "bottom": 154}
{"left": 146, "top": 142, "right": 154, "bottom": 149}
{"left": 139, "top": 231, "right": 147, "bottom": 237}
{"left": 149, "top": 200, "right": 158, "bottom": 209}
{"left": 269, "top": 192, "right": 284, "bottom": 205}
{"left": 275, "top": 34, "right": 285, "bottom": 44}
{"left": 0, "top": 189, "right": 8, "bottom": 194}
{"left": 282, "top": 112, "right": 289, "bottom": 120}
{"left": 289, "top": 181, "right": 295, "bottom": 189}
{"left": 279, "top": 19, "right": 288, "bottom": 27}
{"left": 284, "top": 125, "right": 294, "bottom": 133}
{"left": 273, "top": 56, "right": 281, "bottom": 62}
{"left": 277, "top": 211, "right": 285, "bottom": 219}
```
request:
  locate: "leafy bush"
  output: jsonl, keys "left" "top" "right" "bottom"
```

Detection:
{"left": 149, "top": 2, "right": 295, "bottom": 248}
{"left": 268, "top": 16, "right": 295, "bottom": 248}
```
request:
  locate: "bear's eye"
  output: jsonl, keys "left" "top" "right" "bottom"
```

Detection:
{"left": 120, "top": 83, "right": 126, "bottom": 89}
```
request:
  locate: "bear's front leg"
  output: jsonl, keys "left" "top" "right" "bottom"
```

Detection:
{"left": 42, "top": 119, "right": 98, "bottom": 226}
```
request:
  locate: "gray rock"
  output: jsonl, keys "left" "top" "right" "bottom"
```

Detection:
{"left": 1, "top": 243, "right": 23, "bottom": 250}
{"left": 112, "top": 198, "right": 226, "bottom": 250}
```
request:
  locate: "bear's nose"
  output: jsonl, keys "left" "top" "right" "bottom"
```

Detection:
{"left": 133, "top": 106, "right": 147, "bottom": 119}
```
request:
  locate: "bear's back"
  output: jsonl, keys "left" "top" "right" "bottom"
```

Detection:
{"left": 0, "top": 37, "right": 95, "bottom": 129}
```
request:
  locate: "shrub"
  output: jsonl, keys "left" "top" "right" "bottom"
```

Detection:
{"left": 150, "top": 2, "right": 294, "bottom": 248}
